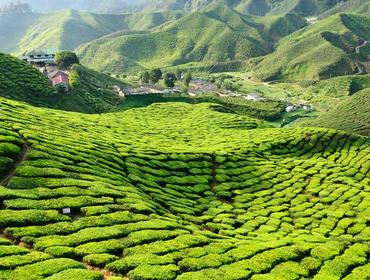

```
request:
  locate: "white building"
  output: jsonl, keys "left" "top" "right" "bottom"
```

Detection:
{"left": 244, "top": 92, "right": 264, "bottom": 102}
{"left": 286, "top": 106, "right": 296, "bottom": 112}
{"left": 22, "top": 49, "right": 57, "bottom": 65}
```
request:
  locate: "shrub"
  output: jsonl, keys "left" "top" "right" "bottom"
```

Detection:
{"left": 44, "top": 247, "right": 76, "bottom": 259}
{"left": 83, "top": 254, "right": 118, "bottom": 267}
{"left": 127, "top": 264, "right": 178, "bottom": 280}
{"left": 44, "top": 269, "right": 103, "bottom": 280}
{"left": 10, "top": 258, "right": 85, "bottom": 280}
{"left": 106, "top": 254, "right": 175, "bottom": 274}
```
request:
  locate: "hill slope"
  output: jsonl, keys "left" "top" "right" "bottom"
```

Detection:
{"left": 0, "top": 52, "right": 55, "bottom": 98}
{"left": 322, "top": 0, "right": 370, "bottom": 18}
{"left": 0, "top": 9, "right": 183, "bottom": 54}
{"left": 0, "top": 13, "right": 41, "bottom": 53}
{"left": 252, "top": 13, "right": 370, "bottom": 81}
{"left": 0, "top": 96, "right": 369, "bottom": 279}
{"left": 77, "top": 4, "right": 307, "bottom": 73}
{"left": 0, "top": 53, "right": 126, "bottom": 113}
{"left": 300, "top": 89, "right": 370, "bottom": 136}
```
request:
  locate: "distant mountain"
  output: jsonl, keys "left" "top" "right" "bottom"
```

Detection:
{"left": 252, "top": 13, "right": 370, "bottom": 81}
{"left": 76, "top": 4, "right": 307, "bottom": 73}
{"left": 0, "top": 12, "right": 40, "bottom": 53}
{"left": 0, "top": 0, "right": 147, "bottom": 13}
{"left": 149, "top": 0, "right": 344, "bottom": 16}
{"left": 321, "top": 0, "right": 370, "bottom": 18}
{"left": 0, "top": 9, "right": 183, "bottom": 54}
{"left": 0, "top": 0, "right": 345, "bottom": 15}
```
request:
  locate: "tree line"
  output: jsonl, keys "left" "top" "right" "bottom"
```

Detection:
{"left": 139, "top": 68, "right": 192, "bottom": 89}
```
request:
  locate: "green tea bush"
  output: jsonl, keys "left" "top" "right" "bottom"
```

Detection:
{"left": 127, "top": 264, "right": 179, "bottom": 280}
{"left": 44, "top": 269, "right": 103, "bottom": 280}
{"left": 83, "top": 253, "right": 118, "bottom": 267}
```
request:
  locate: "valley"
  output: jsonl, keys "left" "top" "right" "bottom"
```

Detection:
{"left": 0, "top": 0, "right": 369, "bottom": 280}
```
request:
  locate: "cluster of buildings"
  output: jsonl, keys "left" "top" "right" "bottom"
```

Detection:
{"left": 286, "top": 103, "right": 314, "bottom": 113}
{"left": 23, "top": 50, "right": 70, "bottom": 92}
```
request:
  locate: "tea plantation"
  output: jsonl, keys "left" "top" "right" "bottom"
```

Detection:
{"left": 0, "top": 97, "right": 369, "bottom": 280}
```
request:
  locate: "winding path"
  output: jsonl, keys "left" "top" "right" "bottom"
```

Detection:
{"left": 0, "top": 143, "right": 31, "bottom": 186}
{"left": 355, "top": 40, "right": 370, "bottom": 54}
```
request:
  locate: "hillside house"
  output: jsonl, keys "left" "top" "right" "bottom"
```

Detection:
{"left": 48, "top": 70, "right": 69, "bottom": 91}
{"left": 22, "top": 49, "right": 57, "bottom": 66}
{"left": 245, "top": 92, "right": 264, "bottom": 102}
{"left": 113, "top": 85, "right": 125, "bottom": 98}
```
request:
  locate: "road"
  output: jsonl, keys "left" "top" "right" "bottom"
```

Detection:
{"left": 355, "top": 40, "right": 370, "bottom": 54}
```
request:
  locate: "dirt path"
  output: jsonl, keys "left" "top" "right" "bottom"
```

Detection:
{"left": 0, "top": 143, "right": 31, "bottom": 186}
{"left": 356, "top": 40, "right": 370, "bottom": 54}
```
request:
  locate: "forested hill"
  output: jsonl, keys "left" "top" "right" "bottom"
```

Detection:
{"left": 0, "top": 0, "right": 348, "bottom": 15}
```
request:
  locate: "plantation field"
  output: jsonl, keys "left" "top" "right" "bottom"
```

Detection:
{"left": 0, "top": 96, "right": 369, "bottom": 279}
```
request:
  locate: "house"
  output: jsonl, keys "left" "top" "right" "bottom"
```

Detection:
{"left": 245, "top": 92, "right": 264, "bottom": 102}
{"left": 48, "top": 70, "right": 69, "bottom": 91}
{"left": 22, "top": 49, "right": 57, "bottom": 65}
{"left": 113, "top": 85, "right": 125, "bottom": 98}
{"left": 286, "top": 105, "right": 296, "bottom": 112}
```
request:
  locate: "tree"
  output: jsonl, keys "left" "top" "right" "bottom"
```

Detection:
{"left": 55, "top": 84, "right": 67, "bottom": 94}
{"left": 184, "top": 72, "right": 192, "bottom": 88}
{"left": 55, "top": 51, "right": 79, "bottom": 69}
{"left": 139, "top": 71, "right": 150, "bottom": 84}
{"left": 149, "top": 68, "right": 162, "bottom": 84}
{"left": 164, "top": 73, "right": 177, "bottom": 88}
{"left": 175, "top": 68, "right": 182, "bottom": 80}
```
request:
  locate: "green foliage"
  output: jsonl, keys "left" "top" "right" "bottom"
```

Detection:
{"left": 127, "top": 264, "right": 179, "bottom": 280}
{"left": 0, "top": 53, "right": 55, "bottom": 99}
{"left": 44, "top": 269, "right": 103, "bottom": 280}
{"left": 0, "top": 95, "right": 369, "bottom": 280}
{"left": 10, "top": 258, "right": 85, "bottom": 280}
{"left": 140, "top": 71, "right": 150, "bottom": 84}
{"left": 164, "top": 73, "right": 177, "bottom": 88}
{"left": 300, "top": 89, "right": 370, "bottom": 136}
{"left": 150, "top": 69, "right": 163, "bottom": 84}
{"left": 55, "top": 51, "right": 79, "bottom": 69}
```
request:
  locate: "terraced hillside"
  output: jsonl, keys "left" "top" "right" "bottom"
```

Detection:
{"left": 252, "top": 13, "right": 370, "bottom": 81}
{"left": 300, "top": 89, "right": 370, "bottom": 137}
{"left": 0, "top": 53, "right": 126, "bottom": 113}
{"left": 77, "top": 4, "right": 307, "bottom": 73}
{"left": 0, "top": 96, "right": 369, "bottom": 279}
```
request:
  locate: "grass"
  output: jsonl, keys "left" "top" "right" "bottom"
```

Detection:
{"left": 0, "top": 94, "right": 368, "bottom": 278}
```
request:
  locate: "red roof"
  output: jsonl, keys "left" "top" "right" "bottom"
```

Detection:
{"left": 51, "top": 72, "right": 69, "bottom": 87}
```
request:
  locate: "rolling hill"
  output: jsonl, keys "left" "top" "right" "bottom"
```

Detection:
{"left": 0, "top": 9, "right": 183, "bottom": 54}
{"left": 0, "top": 94, "right": 369, "bottom": 279}
{"left": 0, "top": 0, "right": 345, "bottom": 15}
{"left": 131, "top": 0, "right": 344, "bottom": 16}
{"left": 299, "top": 88, "right": 370, "bottom": 136}
{"left": 322, "top": 0, "right": 370, "bottom": 18}
{"left": 252, "top": 13, "right": 370, "bottom": 81}
{"left": 0, "top": 52, "right": 126, "bottom": 113}
{"left": 77, "top": 4, "right": 307, "bottom": 73}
